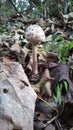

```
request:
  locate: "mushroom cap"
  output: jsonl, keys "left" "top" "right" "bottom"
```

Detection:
{"left": 25, "top": 24, "right": 45, "bottom": 44}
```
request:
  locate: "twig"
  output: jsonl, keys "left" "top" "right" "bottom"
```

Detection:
{"left": 47, "top": 115, "right": 58, "bottom": 125}
{"left": 37, "top": 95, "right": 59, "bottom": 114}
{"left": 8, "top": 0, "right": 19, "bottom": 13}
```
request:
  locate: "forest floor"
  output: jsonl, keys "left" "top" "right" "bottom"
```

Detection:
{"left": 0, "top": 14, "right": 73, "bottom": 130}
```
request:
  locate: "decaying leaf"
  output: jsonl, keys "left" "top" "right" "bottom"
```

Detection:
{"left": 44, "top": 124, "right": 55, "bottom": 130}
{"left": 10, "top": 43, "right": 21, "bottom": 53}
{"left": 40, "top": 69, "right": 54, "bottom": 83}
{"left": 34, "top": 69, "right": 54, "bottom": 96}
{"left": 0, "top": 59, "right": 37, "bottom": 130}
{"left": 40, "top": 69, "right": 54, "bottom": 96}
{"left": 26, "top": 53, "right": 33, "bottom": 71}
{"left": 47, "top": 62, "right": 73, "bottom": 103}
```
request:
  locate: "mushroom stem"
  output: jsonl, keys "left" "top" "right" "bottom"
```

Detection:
{"left": 32, "top": 44, "right": 38, "bottom": 75}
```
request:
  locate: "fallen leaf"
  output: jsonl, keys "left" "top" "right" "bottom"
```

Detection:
{"left": 10, "top": 43, "right": 21, "bottom": 53}
{"left": 0, "top": 61, "right": 37, "bottom": 130}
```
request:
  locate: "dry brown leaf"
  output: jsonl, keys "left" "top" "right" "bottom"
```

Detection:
{"left": 34, "top": 69, "right": 53, "bottom": 96}
{"left": 3, "top": 57, "right": 12, "bottom": 62}
{"left": 40, "top": 69, "right": 54, "bottom": 84}
{"left": 27, "top": 53, "right": 33, "bottom": 71}
{"left": 10, "top": 43, "right": 21, "bottom": 53}
{"left": 45, "top": 81, "right": 51, "bottom": 96}
{"left": 0, "top": 61, "right": 37, "bottom": 130}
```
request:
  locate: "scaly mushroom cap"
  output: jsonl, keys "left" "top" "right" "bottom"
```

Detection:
{"left": 25, "top": 24, "right": 45, "bottom": 44}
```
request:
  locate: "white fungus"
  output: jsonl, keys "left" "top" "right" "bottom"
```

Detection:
{"left": 25, "top": 24, "right": 45, "bottom": 75}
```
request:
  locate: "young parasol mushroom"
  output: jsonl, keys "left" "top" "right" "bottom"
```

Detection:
{"left": 25, "top": 24, "right": 45, "bottom": 76}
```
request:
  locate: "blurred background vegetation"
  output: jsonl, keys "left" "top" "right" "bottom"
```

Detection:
{"left": 0, "top": 0, "right": 73, "bottom": 20}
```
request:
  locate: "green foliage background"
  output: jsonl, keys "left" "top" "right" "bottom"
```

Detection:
{"left": 0, "top": 0, "right": 73, "bottom": 19}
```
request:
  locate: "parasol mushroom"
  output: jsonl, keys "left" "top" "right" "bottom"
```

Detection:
{"left": 25, "top": 24, "right": 45, "bottom": 76}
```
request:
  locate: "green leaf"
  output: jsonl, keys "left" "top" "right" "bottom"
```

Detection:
{"left": 45, "top": 35, "right": 52, "bottom": 42}
{"left": 21, "top": 39, "right": 28, "bottom": 45}
{"left": 52, "top": 36, "right": 61, "bottom": 44}
{"left": 53, "top": 95, "right": 58, "bottom": 103}
{"left": 69, "top": 42, "right": 73, "bottom": 50}
{"left": 55, "top": 83, "right": 62, "bottom": 105}
{"left": 63, "top": 80, "right": 69, "bottom": 92}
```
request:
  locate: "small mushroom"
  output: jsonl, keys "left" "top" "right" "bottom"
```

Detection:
{"left": 25, "top": 24, "right": 45, "bottom": 76}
